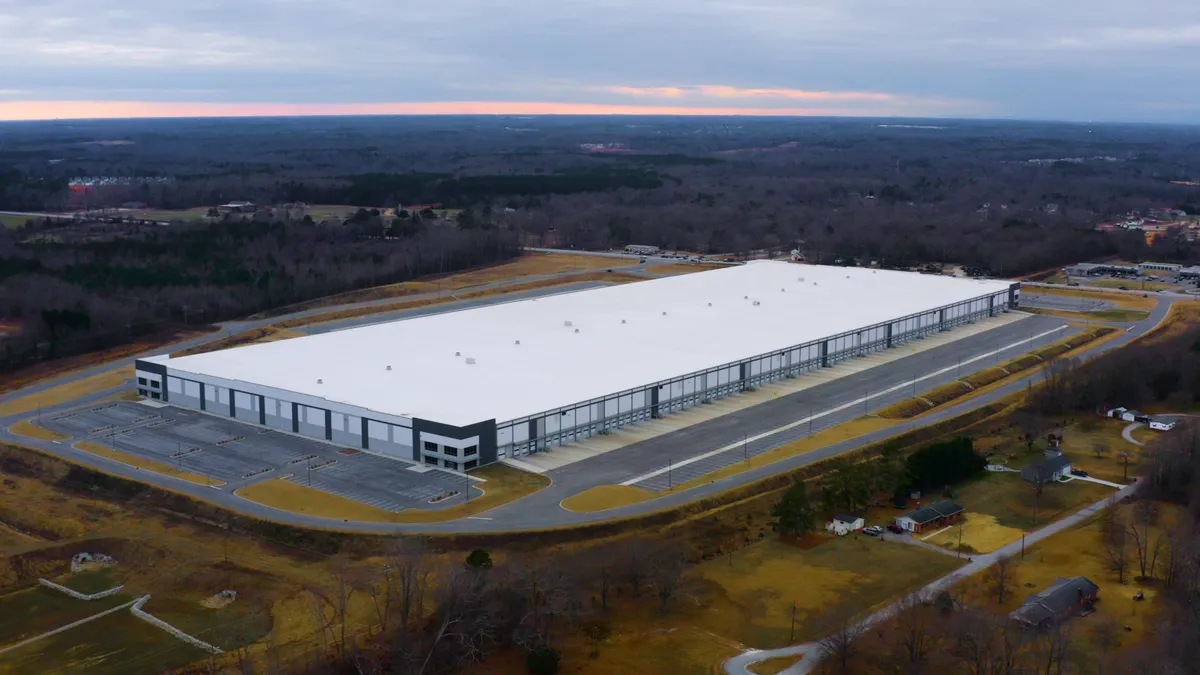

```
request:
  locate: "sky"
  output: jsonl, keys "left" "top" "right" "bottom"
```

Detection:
{"left": 0, "top": 0, "right": 1197, "bottom": 123}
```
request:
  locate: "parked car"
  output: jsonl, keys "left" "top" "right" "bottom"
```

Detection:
{"left": 1071, "top": 468, "right": 1089, "bottom": 477}
{"left": 863, "top": 525, "right": 884, "bottom": 536}
{"left": 639, "top": 258, "right": 647, "bottom": 263}
{"left": 887, "top": 523, "right": 905, "bottom": 534}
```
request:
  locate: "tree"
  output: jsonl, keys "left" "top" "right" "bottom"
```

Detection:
{"left": 1092, "top": 441, "right": 1111, "bottom": 459}
{"left": 647, "top": 542, "right": 691, "bottom": 614}
{"left": 465, "top": 549, "right": 493, "bottom": 570}
{"left": 771, "top": 481, "right": 817, "bottom": 537}
{"left": 1116, "top": 451, "right": 1132, "bottom": 482}
{"left": 526, "top": 645, "right": 561, "bottom": 675}
{"left": 1100, "top": 500, "right": 1131, "bottom": 584}
{"left": 1027, "top": 465, "right": 1049, "bottom": 526}
{"left": 892, "top": 591, "right": 934, "bottom": 674}
{"left": 581, "top": 620, "right": 611, "bottom": 658}
{"left": 990, "top": 555, "right": 1014, "bottom": 605}
{"left": 817, "top": 606, "right": 867, "bottom": 672}
{"left": 1127, "top": 499, "right": 1161, "bottom": 580}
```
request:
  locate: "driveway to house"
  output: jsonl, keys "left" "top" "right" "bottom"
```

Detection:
{"left": 1122, "top": 422, "right": 1145, "bottom": 446}
{"left": 724, "top": 479, "right": 1141, "bottom": 675}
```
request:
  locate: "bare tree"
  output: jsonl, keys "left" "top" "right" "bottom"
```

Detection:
{"left": 1092, "top": 441, "right": 1111, "bottom": 459}
{"left": 647, "top": 542, "right": 692, "bottom": 614}
{"left": 1116, "top": 451, "right": 1132, "bottom": 482}
{"left": 1089, "top": 615, "right": 1122, "bottom": 675}
{"left": 1100, "top": 500, "right": 1131, "bottom": 584}
{"left": 1127, "top": 499, "right": 1160, "bottom": 580}
{"left": 990, "top": 555, "right": 1014, "bottom": 605}
{"left": 817, "top": 606, "right": 867, "bottom": 672}
{"left": 1028, "top": 466, "right": 1049, "bottom": 526}
{"left": 892, "top": 591, "right": 934, "bottom": 674}
{"left": 621, "top": 538, "right": 653, "bottom": 597}
{"left": 952, "top": 611, "right": 1026, "bottom": 675}
{"left": 1031, "top": 620, "right": 1074, "bottom": 675}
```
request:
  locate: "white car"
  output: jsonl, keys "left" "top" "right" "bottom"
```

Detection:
{"left": 863, "top": 526, "right": 884, "bottom": 536}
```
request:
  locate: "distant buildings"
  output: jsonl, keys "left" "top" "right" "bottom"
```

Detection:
{"left": 893, "top": 501, "right": 964, "bottom": 534}
{"left": 1021, "top": 454, "right": 1072, "bottom": 485}
{"left": 826, "top": 514, "right": 865, "bottom": 536}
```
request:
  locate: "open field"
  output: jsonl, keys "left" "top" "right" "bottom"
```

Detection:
{"left": 171, "top": 325, "right": 305, "bottom": 358}
{"left": 132, "top": 207, "right": 211, "bottom": 223}
{"left": 950, "top": 467, "right": 1116, "bottom": 532}
{"left": 0, "top": 608, "right": 211, "bottom": 675}
{"left": 0, "top": 366, "right": 133, "bottom": 417}
{"left": 694, "top": 536, "right": 964, "bottom": 647}
{"left": 750, "top": 656, "right": 805, "bottom": 674}
{"left": 1026, "top": 284, "right": 1158, "bottom": 310}
{"left": 236, "top": 463, "right": 548, "bottom": 523}
{"left": 9, "top": 420, "right": 69, "bottom": 442}
{"left": 560, "top": 484, "right": 656, "bottom": 513}
{"left": 1058, "top": 420, "right": 1147, "bottom": 484}
{"left": 60, "top": 567, "right": 120, "bottom": 595}
{"left": 0, "top": 214, "right": 34, "bottom": 229}
{"left": 878, "top": 326, "right": 1118, "bottom": 419}
{"left": 75, "top": 441, "right": 223, "bottom": 487}
{"left": 258, "top": 252, "right": 643, "bottom": 316}
{"left": 0, "top": 585, "right": 131, "bottom": 645}
{"left": 921, "top": 512, "right": 1025, "bottom": 553}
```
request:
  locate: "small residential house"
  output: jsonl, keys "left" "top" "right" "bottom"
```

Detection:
{"left": 1106, "top": 407, "right": 1127, "bottom": 419}
{"left": 1021, "top": 455, "right": 1072, "bottom": 484}
{"left": 826, "top": 514, "right": 865, "bottom": 536}
{"left": 1011, "top": 576, "right": 1100, "bottom": 628}
{"left": 1148, "top": 415, "right": 1177, "bottom": 431}
{"left": 893, "top": 501, "right": 964, "bottom": 534}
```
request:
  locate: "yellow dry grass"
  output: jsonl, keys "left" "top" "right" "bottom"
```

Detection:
{"left": 560, "top": 485, "right": 657, "bottom": 513}
{"left": 0, "top": 366, "right": 133, "bottom": 417}
{"left": 171, "top": 326, "right": 305, "bottom": 357}
{"left": 74, "top": 441, "right": 224, "bottom": 487}
{"left": 236, "top": 464, "right": 549, "bottom": 524}
{"left": 694, "top": 537, "right": 964, "bottom": 647}
{"left": 644, "top": 262, "right": 726, "bottom": 275}
{"left": 1026, "top": 284, "right": 1158, "bottom": 310}
{"left": 275, "top": 272, "right": 643, "bottom": 331}
{"left": 749, "top": 655, "right": 805, "bottom": 675}
{"left": 921, "top": 512, "right": 1025, "bottom": 553}
{"left": 8, "top": 420, "right": 69, "bottom": 442}
{"left": 270, "top": 252, "right": 640, "bottom": 314}
{"left": 669, "top": 417, "right": 896, "bottom": 492}
{"left": 1026, "top": 307, "right": 1151, "bottom": 323}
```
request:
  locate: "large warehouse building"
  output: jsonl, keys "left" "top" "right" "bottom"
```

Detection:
{"left": 135, "top": 262, "right": 1020, "bottom": 470}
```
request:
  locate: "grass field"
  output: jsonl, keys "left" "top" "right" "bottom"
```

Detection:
{"left": 74, "top": 441, "right": 223, "bottom": 487}
{"left": 0, "top": 586, "right": 131, "bottom": 646}
{"left": 236, "top": 463, "right": 549, "bottom": 524}
{"left": 560, "top": 485, "right": 656, "bottom": 512}
{"left": 0, "top": 214, "right": 34, "bottom": 229}
{"left": 0, "top": 610, "right": 211, "bottom": 675}
{"left": 9, "top": 420, "right": 70, "bottom": 442}
{"left": 921, "top": 512, "right": 1025, "bottom": 553}
{"left": 878, "top": 326, "right": 1118, "bottom": 419}
{"left": 145, "top": 595, "right": 273, "bottom": 652}
{"left": 693, "top": 536, "right": 963, "bottom": 647}
{"left": 0, "top": 366, "right": 133, "bottom": 418}
{"left": 1057, "top": 420, "right": 1146, "bottom": 484}
{"left": 644, "top": 262, "right": 726, "bottom": 275}
{"left": 1027, "top": 284, "right": 1158, "bottom": 310}
{"left": 749, "top": 656, "right": 804, "bottom": 674}
{"left": 60, "top": 568, "right": 120, "bottom": 595}
{"left": 947, "top": 469, "right": 1115, "bottom": 533}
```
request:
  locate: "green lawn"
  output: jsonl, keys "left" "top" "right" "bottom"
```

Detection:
{"left": 0, "top": 612, "right": 210, "bottom": 675}
{"left": 0, "top": 214, "right": 34, "bottom": 229}
{"left": 144, "top": 596, "right": 273, "bottom": 651}
{"left": 0, "top": 586, "right": 131, "bottom": 646}
{"left": 951, "top": 469, "right": 1115, "bottom": 531}
{"left": 59, "top": 568, "right": 120, "bottom": 595}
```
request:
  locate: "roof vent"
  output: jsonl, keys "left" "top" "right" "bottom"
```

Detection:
{"left": 662, "top": 311, "right": 667, "bottom": 316}
{"left": 514, "top": 340, "right": 520, "bottom": 345}
{"left": 574, "top": 328, "right": 580, "bottom": 333}
{"left": 744, "top": 295, "right": 749, "bottom": 300}
{"left": 621, "top": 319, "right": 626, "bottom": 324}
{"left": 707, "top": 302, "right": 712, "bottom": 307}
{"left": 798, "top": 277, "right": 804, "bottom": 282}
{"left": 564, "top": 320, "right": 573, "bottom": 327}
{"left": 455, "top": 351, "right": 461, "bottom": 357}
{"left": 813, "top": 282, "right": 818, "bottom": 286}
{"left": 781, "top": 288, "right": 785, "bottom": 292}
{"left": 846, "top": 275, "right": 850, "bottom": 279}
{"left": 317, "top": 378, "right": 323, "bottom": 384}
{"left": 752, "top": 300, "right": 761, "bottom": 306}
{"left": 466, "top": 357, "right": 476, "bottom": 365}
{"left": 386, "top": 365, "right": 392, "bottom": 371}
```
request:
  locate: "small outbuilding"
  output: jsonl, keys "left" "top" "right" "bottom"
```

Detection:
{"left": 893, "top": 501, "right": 964, "bottom": 534}
{"left": 1148, "top": 415, "right": 1177, "bottom": 431}
{"left": 1021, "top": 455, "right": 1072, "bottom": 484}
{"left": 826, "top": 514, "right": 865, "bottom": 536}
{"left": 1011, "top": 576, "right": 1099, "bottom": 628}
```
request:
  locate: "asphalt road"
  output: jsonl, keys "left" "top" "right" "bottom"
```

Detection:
{"left": 1021, "top": 292, "right": 1115, "bottom": 312}
{"left": 0, "top": 262, "right": 1179, "bottom": 534}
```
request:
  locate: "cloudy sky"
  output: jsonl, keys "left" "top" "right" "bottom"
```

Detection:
{"left": 0, "top": 0, "right": 1197, "bottom": 122}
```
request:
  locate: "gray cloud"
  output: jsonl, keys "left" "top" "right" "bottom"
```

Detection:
{"left": 0, "top": 0, "right": 1197, "bottom": 121}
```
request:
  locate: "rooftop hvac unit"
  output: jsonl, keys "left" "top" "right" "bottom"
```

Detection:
{"left": 564, "top": 320, "right": 573, "bottom": 327}
{"left": 317, "top": 378, "right": 323, "bottom": 384}
{"left": 707, "top": 302, "right": 712, "bottom": 307}
{"left": 662, "top": 311, "right": 667, "bottom": 316}
{"left": 752, "top": 300, "right": 761, "bottom": 306}
{"left": 386, "top": 365, "right": 392, "bottom": 371}
{"left": 574, "top": 328, "right": 580, "bottom": 333}
{"left": 455, "top": 351, "right": 461, "bottom": 357}
{"left": 515, "top": 340, "right": 521, "bottom": 345}
{"left": 465, "top": 357, "right": 476, "bottom": 365}
{"left": 621, "top": 319, "right": 626, "bottom": 324}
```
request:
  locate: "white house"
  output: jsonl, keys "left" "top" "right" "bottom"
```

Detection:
{"left": 1149, "top": 415, "right": 1177, "bottom": 431}
{"left": 826, "top": 514, "right": 865, "bottom": 536}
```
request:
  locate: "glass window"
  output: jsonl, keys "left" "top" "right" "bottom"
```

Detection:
{"left": 464, "top": 460, "right": 478, "bottom": 470}
{"left": 138, "top": 389, "right": 147, "bottom": 397}
{"left": 423, "top": 441, "right": 438, "bottom": 452}
{"left": 443, "top": 446, "right": 458, "bottom": 456}
{"left": 443, "top": 460, "right": 458, "bottom": 470}
{"left": 150, "top": 392, "right": 161, "bottom": 399}
{"left": 464, "top": 445, "right": 478, "bottom": 456}
{"left": 150, "top": 380, "right": 160, "bottom": 388}
{"left": 138, "top": 377, "right": 147, "bottom": 385}
{"left": 424, "top": 455, "right": 438, "bottom": 466}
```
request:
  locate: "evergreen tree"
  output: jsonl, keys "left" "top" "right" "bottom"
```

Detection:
{"left": 771, "top": 481, "right": 817, "bottom": 537}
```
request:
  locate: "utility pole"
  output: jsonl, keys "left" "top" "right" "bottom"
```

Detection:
{"left": 743, "top": 433, "right": 748, "bottom": 463}
{"left": 307, "top": 456, "right": 312, "bottom": 487}
{"left": 808, "top": 408, "right": 813, "bottom": 436}
{"left": 790, "top": 601, "right": 797, "bottom": 641}
{"left": 668, "top": 458, "right": 673, "bottom": 490}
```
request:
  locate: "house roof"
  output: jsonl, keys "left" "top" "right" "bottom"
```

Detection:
{"left": 1012, "top": 576, "right": 1099, "bottom": 626}
{"left": 832, "top": 514, "right": 860, "bottom": 524}
{"left": 1148, "top": 415, "right": 1175, "bottom": 424}
{"left": 902, "top": 500, "right": 964, "bottom": 525}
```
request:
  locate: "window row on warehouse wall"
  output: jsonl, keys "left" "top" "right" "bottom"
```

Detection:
{"left": 495, "top": 290, "right": 1011, "bottom": 458}
{"left": 154, "top": 372, "right": 417, "bottom": 461}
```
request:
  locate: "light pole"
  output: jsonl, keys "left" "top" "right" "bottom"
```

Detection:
{"left": 307, "top": 456, "right": 312, "bottom": 486}
{"left": 668, "top": 458, "right": 673, "bottom": 490}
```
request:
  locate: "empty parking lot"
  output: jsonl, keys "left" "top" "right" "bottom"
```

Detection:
{"left": 39, "top": 402, "right": 468, "bottom": 511}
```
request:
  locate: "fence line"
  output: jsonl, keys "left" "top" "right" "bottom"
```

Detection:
{"left": 131, "top": 595, "right": 223, "bottom": 655}
{"left": 37, "top": 578, "right": 125, "bottom": 601}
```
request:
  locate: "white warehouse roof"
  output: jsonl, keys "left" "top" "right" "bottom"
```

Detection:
{"left": 148, "top": 261, "right": 1013, "bottom": 426}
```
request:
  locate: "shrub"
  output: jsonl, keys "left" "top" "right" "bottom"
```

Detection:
{"left": 526, "top": 645, "right": 561, "bottom": 675}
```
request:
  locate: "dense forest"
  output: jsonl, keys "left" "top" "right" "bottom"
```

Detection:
{"left": 2, "top": 116, "right": 1200, "bottom": 369}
